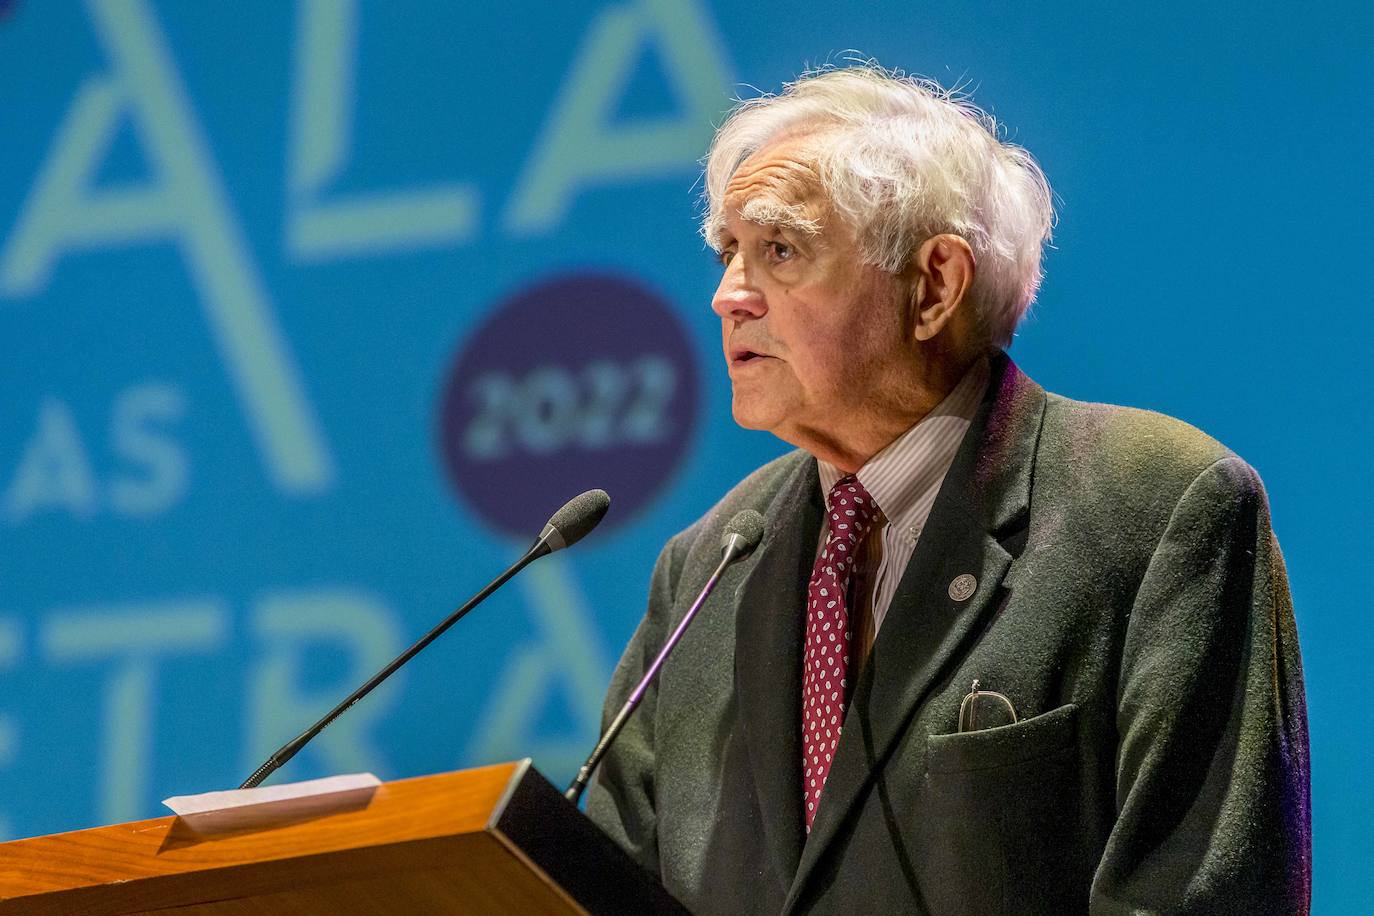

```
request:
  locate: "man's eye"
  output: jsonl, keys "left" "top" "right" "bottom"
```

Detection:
{"left": 767, "top": 241, "right": 794, "bottom": 261}
{"left": 718, "top": 248, "right": 737, "bottom": 268}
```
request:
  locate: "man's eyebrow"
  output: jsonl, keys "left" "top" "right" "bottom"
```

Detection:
{"left": 703, "top": 196, "right": 825, "bottom": 251}
{"left": 734, "top": 197, "right": 824, "bottom": 236}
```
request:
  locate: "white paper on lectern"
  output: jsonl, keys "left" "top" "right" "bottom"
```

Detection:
{"left": 162, "top": 772, "right": 381, "bottom": 816}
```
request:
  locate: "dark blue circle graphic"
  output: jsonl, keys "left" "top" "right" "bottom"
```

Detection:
{"left": 438, "top": 272, "right": 700, "bottom": 539}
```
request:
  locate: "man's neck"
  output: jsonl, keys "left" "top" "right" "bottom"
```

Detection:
{"left": 795, "top": 354, "right": 983, "bottom": 473}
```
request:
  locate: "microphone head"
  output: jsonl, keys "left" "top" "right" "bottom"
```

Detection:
{"left": 540, "top": 489, "right": 611, "bottom": 553}
{"left": 720, "top": 509, "right": 766, "bottom": 559}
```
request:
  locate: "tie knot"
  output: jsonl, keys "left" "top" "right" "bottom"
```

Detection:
{"left": 825, "top": 474, "right": 879, "bottom": 540}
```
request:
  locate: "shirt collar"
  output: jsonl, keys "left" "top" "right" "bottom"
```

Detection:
{"left": 817, "top": 357, "right": 989, "bottom": 541}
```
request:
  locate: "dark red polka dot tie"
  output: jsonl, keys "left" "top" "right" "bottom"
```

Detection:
{"left": 802, "top": 474, "right": 879, "bottom": 831}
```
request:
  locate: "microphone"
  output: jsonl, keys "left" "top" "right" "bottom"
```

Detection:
{"left": 564, "top": 510, "right": 765, "bottom": 803}
{"left": 239, "top": 488, "right": 611, "bottom": 790}
{"left": 532, "top": 487, "right": 611, "bottom": 555}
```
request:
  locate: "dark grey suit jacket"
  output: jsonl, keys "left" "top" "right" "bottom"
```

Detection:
{"left": 586, "top": 354, "right": 1310, "bottom": 915}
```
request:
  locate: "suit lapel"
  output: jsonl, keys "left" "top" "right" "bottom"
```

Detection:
{"left": 734, "top": 457, "right": 822, "bottom": 890}
{"left": 786, "top": 354, "right": 1047, "bottom": 908}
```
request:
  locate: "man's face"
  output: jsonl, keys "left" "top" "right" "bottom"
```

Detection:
{"left": 711, "top": 135, "right": 914, "bottom": 455}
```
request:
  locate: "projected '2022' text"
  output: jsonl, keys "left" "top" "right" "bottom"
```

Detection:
{"left": 461, "top": 357, "right": 677, "bottom": 460}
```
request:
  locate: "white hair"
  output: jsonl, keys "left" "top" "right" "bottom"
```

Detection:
{"left": 703, "top": 64, "right": 1054, "bottom": 348}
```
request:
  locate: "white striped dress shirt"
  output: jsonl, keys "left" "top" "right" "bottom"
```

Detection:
{"left": 815, "top": 357, "right": 989, "bottom": 635}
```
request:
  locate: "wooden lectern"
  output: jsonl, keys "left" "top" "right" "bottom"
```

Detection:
{"left": 0, "top": 760, "right": 685, "bottom": 915}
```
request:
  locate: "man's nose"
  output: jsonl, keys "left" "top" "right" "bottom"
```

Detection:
{"left": 711, "top": 260, "right": 766, "bottom": 321}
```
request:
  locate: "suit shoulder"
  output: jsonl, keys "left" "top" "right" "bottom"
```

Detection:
{"left": 665, "top": 449, "right": 812, "bottom": 555}
{"left": 1041, "top": 392, "right": 1244, "bottom": 487}
{"left": 1031, "top": 394, "right": 1273, "bottom": 595}
{"left": 1034, "top": 393, "right": 1272, "bottom": 538}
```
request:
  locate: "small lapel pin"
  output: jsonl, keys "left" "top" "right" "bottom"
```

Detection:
{"left": 948, "top": 573, "right": 977, "bottom": 602}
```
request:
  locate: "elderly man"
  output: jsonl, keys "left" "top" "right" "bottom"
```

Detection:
{"left": 585, "top": 66, "right": 1310, "bottom": 915}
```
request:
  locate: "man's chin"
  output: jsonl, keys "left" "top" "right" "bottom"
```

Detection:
{"left": 730, "top": 396, "right": 785, "bottom": 434}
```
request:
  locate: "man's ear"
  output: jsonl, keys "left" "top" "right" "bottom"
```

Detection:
{"left": 906, "top": 234, "right": 976, "bottom": 342}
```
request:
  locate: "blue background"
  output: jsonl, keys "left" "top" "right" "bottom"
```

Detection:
{"left": 1, "top": 0, "right": 1367, "bottom": 909}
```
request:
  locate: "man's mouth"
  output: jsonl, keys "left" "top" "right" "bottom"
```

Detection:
{"left": 729, "top": 346, "right": 770, "bottom": 367}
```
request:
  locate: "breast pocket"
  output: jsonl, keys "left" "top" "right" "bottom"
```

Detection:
{"left": 926, "top": 702, "right": 1078, "bottom": 774}
{"left": 918, "top": 704, "right": 1090, "bottom": 915}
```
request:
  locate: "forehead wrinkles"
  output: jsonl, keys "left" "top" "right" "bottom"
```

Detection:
{"left": 722, "top": 156, "right": 828, "bottom": 233}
